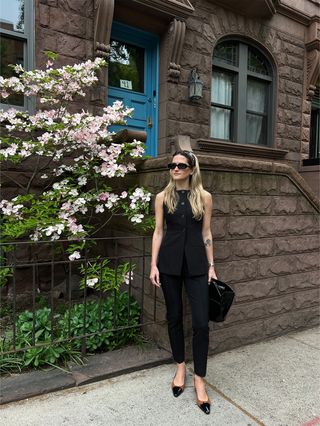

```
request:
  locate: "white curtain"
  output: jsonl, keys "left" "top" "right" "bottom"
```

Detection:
{"left": 211, "top": 72, "right": 233, "bottom": 105}
{"left": 211, "top": 108, "right": 231, "bottom": 140}
{"left": 246, "top": 114, "right": 264, "bottom": 144}
{"left": 211, "top": 72, "right": 233, "bottom": 140}
{"left": 246, "top": 79, "right": 266, "bottom": 144}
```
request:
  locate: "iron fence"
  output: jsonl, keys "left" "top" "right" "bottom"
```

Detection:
{"left": 0, "top": 236, "right": 163, "bottom": 358}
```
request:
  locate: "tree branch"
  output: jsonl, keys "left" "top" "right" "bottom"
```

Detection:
{"left": 0, "top": 172, "right": 26, "bottom": 191}
{"left": 90, "top": 213, "right": 115, "bottom": 236}
{"left": 26, "top": 155, "right": 41, "bottom": 194}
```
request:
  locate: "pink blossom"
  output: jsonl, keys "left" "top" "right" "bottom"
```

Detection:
{"left": 0, "top": 56, "right": 151, "bottom": 248}
{"left": 99, "top": 192, "right": 109, "bottom": 201}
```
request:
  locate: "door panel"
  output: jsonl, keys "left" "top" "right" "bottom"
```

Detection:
{"left": 108, "top": 22, "right": 158, "bottom": 156}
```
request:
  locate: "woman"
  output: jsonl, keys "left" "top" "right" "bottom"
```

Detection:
{"left": 149, "top": 150, "right": 217, "bottom": 415}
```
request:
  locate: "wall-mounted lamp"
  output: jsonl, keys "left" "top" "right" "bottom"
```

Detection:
{"left": 188, "top": 68, "right": 203, "bottom": 101}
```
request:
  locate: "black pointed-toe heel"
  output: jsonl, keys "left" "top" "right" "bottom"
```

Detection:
{"left": 196, "top": 397, "right": 211, "bottom": 414}
{"left": 171, "top": 377, "right": 185, "bottom": 397}
{"left": 194, "top": 381, "right": 211, "bottom": 414}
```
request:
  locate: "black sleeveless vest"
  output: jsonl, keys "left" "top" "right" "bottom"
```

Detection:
{"left": 157, "top": 190, "right": 208, "bottom": 276}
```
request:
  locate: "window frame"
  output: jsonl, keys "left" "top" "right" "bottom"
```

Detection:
{"left": 211, "top": 39, "right": 275, "bottom": 147}
{"left": 0, "top": 0, "right": 34, "bottom": 111}
{"left": 308, "top": 91, "right": 320, "bottom": 162}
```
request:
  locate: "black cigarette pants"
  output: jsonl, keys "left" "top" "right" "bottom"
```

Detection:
{"left": 160, "top": 268, "right": 209, "bottom": 377}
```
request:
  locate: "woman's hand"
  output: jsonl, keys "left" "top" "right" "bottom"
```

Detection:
{"left": 208, "top": 266, "right": 218, "bottom": 284}
{"left": 150, "top": 265, "right": 161, "bottom": 288}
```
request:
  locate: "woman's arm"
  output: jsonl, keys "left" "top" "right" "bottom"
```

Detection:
{"left": 149, "top": 192, "right": 164, "bottom": 287}
{"left": 202, "top": 191, "right": 218, "bottom": 282}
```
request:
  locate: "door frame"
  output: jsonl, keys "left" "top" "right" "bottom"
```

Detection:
{"left": 109, "top": 21, "right": 159, "bottom": 157}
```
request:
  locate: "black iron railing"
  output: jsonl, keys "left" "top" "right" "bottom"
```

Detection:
{"left": 0, "top": 236, "right": 162, "bottom": 358}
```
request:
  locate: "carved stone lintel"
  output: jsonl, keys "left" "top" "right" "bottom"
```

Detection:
{"left": 96, "top": 43, "right": 110, "bottom": 59}
{"left": 308, "top": 83, "right": 317, "bottom": 100}
{"left": 132, "top": 0, "right": 194, "bottom": 19}
{"left": 168, "top": 19, "right": 186, "bottom": 82}
{"left": 94, "top": 0, "right": 115, "bottom": 59}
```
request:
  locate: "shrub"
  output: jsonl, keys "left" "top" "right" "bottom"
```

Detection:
{"left": 0, "top": 290, "right": 140, "bottom": 373}
{"left": 59, "top": 291, "right": 141, "bottom": 352}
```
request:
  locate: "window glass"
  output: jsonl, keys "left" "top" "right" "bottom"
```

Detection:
{"left": 247, "top": 79, "right": 267, "bottom": 113}
{"left": 214, "top": 41, "right": 238, "bottom": 66}
{"left": 246, "top": 113, "right": 266, "bottom": 145}
{"left": 211, "top": 70, "right": 234, "bottom": 140}
{"left": 109, "top": 40, "right": 144, "bottom": 93}
{"left": 246, "top": 79, "right": 267, "bottom": 144}
{"left": 0, "top": 0, "right": 25, "bottom": 33}
{"left": 248, "top": 46, "right": 269, "bottom": 75}
{"left": 0, "top": 35, "right": 24, "bottom": 106}
{"left": 211, "top": 107, "right": 232, "bottom": 140}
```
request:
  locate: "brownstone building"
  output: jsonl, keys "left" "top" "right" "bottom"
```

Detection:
{"left": 1, "top": 0, "right": 319, "bottom": 354}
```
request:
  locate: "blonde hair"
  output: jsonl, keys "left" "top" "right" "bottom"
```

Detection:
{"left": 163, "top": 151, "right": 205, "bottom": 220}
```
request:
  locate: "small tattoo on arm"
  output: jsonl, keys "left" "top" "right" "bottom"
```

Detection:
{"left": 204, "top": 239, "right": 212, "bottom": 247}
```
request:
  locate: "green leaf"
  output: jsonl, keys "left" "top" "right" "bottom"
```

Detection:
{"left": 43, "top": 51, "right": 59, "bottom": 60}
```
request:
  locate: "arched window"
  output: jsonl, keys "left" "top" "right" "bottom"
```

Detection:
{"left": 211, "top": 40, "right": 274, "bottom": 146}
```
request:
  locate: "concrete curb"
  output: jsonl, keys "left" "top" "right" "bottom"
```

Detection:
{"left": 0, "top": 344, "right": 172, "bottom": 405}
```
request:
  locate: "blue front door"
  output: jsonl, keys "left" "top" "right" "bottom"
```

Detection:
{"left": 108, "top": 22, "right": 159, "bottom": 156}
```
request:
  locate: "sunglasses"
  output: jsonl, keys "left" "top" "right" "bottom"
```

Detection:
{"left": 168, "top": 162, "right": 191, "bottom": 170}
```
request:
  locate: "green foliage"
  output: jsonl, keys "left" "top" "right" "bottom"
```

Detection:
{"left": 1, "top": 192, "right": 82, "bottom": 242}
{"left": 0, "top": 235, "right": 14, "bottom": 288}
{"left": 10, "top": 307, "right": 81, "bottom": 368}
{"left": 137, "top": 215, "right": 155, "bottom": 231}
{"left": 79, "top": 258, "right": 133, "bottom": 292}
{"left": 59, "top": 291, "right": 140, "bottom": 352}
{"left": 43, "top": 51, "right": 59, "bottom": 61}
{"left": 0, "top": 264, "right": 13, "bottom": 287}
{"left": 0, "top": 290, "right": 140, "bottom": 373}
{"left": 0, "top": 345, "right": 23, "bottom": 373}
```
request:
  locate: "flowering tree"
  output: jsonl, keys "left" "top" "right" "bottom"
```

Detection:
{"left": 0, "top": 53, "right": 152, "bottom": 282}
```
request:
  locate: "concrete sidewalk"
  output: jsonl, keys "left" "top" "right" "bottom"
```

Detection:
{"left": 1, "top": 327, "right": 319, "bottom": 426}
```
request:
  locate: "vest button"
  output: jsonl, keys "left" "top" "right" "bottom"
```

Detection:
{"left": 181, "top": 214, "right": 185, "bottom": 218}
{"left": 181, "top": 191, "right": 185, "bottom": 193}
{"left": 181, "top": 202, "right": 185, "bottom": 205}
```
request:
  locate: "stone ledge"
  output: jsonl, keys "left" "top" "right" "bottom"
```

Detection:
{"left": 138, "top": 155, "right": 320, "bottom": 211}
{"left": 198, "top": 139, "right": 288, "bottom": 160}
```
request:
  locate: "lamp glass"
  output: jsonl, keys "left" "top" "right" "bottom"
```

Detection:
{"left": 189, "top": 69, "right": 203, "bottom": 100}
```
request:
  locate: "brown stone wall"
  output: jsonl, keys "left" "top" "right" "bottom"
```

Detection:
{"left": 36, "top": 0, "right": 94, "bottom": 67}
{"left": 164, "top": 1, "right": 308, "bottom": 169}
{"left": 113, "top": 156, "right": 320, "bottom": 356}
{"left": 34, "top": 0, "right": 316, "bottom": 171}
{"left": 35, "top": 0, "right": 96, "bottom": 111}
{"left": 301, "top": 98, "right": 312, "bottom": 161}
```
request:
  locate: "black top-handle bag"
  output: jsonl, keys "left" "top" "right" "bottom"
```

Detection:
{"left": 208, "top": 279, "right": 235, "bottom": 322}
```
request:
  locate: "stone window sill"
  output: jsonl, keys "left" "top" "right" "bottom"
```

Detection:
{"left": 198, "top": 138, "right": 288, "bottom": 160}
